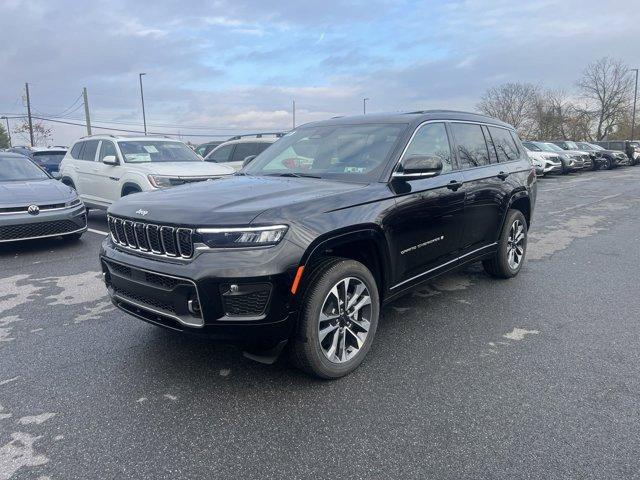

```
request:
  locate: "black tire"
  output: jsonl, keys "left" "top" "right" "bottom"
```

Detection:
{"left": 483, "top": 209, "right": 528, "bottom": 279}
{"left": 122, "top": 187, "right": 141, "bottom": 197}
{"left": 290, "top": 257, "right": 380, "bottom": 379}
{"left": 561, "top": 160, "right": 570, "bottom": 175}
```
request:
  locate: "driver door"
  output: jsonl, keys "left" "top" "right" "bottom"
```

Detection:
{"left": 388, "top": 122, "right": 467, "bottom": 286}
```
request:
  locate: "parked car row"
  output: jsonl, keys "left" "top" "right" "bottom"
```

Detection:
{"left": 522, "top": 139, "right": 637, "bottom": 176}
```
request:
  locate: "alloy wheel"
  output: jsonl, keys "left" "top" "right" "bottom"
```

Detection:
{"left": 318, "top": 277, "right": 371, "bottom": 363}
{"left": 507, "top": 219, "right": 525, "bottom": 270}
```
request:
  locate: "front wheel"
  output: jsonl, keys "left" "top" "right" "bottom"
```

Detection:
{"left": 483, "top": 209, "right": 528, "bottom": 279}
{"left": 290, "top": 258, "right": 379, "bottom": 379}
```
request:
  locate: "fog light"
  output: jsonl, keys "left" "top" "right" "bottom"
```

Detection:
{"left": 187, "top": 298, "right": 201, "bottom": 316}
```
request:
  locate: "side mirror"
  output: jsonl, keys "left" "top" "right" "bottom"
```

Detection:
{"left": 242, "top": 155, "right": 257, "bottom": 167}
{"left": 102, "top": 155, "right": 118, "bottom": 165}
{"left": 51, "top": 171, "right": 61, "bottom": 179}
{"left": 393, "top": 155, "right": 443, "bottom": 179}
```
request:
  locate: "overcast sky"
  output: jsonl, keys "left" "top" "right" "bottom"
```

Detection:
{"left": 1, "top": 0, "right": 639, "bottom": 145}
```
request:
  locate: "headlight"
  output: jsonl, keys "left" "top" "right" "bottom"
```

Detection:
{"left": 148, "top": 175, "right": 174, "bottom": 188}
{"left": 196, "top": 225, "right": 288, "bottom": 248}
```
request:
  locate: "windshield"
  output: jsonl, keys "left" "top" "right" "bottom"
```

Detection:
{"left": 0, "top": 156, "right": 50, "bottom": 181}
{"left": 538, "top": 142, "right": 565, "bottom": 153}
{"left": 564, "top": 141, "right": 579, "bottom": 150}
{"left": 243, "top": 123, "right": 406, "bottom": 181}
{"left": 522, "top": 142, "right": 541, "bottom": 151}
{"left": 118, "top": 141, "right": 202, "bottom": 163}
{"left": 33, "top": 151, "right": 66, "bottom": 165}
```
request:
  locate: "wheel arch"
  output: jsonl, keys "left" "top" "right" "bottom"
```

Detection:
{"left": 298, "top": 225, "right": 392, "bottom": 302}
{"left": 504, "top": 190, "right": 531, "bottom": 228}
{"left": 121, "top": 182, "right": 142, "bottom": 197}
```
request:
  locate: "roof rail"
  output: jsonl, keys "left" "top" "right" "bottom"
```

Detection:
{"left": 227, "top": 132, "right": 285, "bottom": 141}
{"left": 79, "top": 133, "right": 117, "bottom": 139}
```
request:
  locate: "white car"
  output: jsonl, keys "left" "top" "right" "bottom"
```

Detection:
{"left": 59, "top": 135, "right": 234, "bottom": 210}
{"left": 523, "top": 145, "right": 563, "bottom": 175}
{"left": 204, "top": 135, "right": 280, "bottom": 171}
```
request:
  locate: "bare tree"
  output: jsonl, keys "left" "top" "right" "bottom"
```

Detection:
{"left": 577, "top": 57, "right": 633, "bottom": 140}
{"left": 13, "top": 120, "right": 52, "bottom": 146}
{"left": 477, "top": 82, "right": 539, "bottom": 137}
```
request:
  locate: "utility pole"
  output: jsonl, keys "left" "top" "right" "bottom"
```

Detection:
{"left": 25, "top": 82, "right": 34, "bottom": 146}
{"left": 139, "top": 73, "right": 147, "bottom": 135}
{"left": 0, "top": 116, "right": 11, "bottom": 147}
{"left": 292, "top": 99, "right": 296, "bottom": 129}
{"left": 363, "top": 97, "right": 369, "bottom": 115}
{"left": 631, "top": 68, "right": 638, "bottom": 141}
{"left": 82, "top": 87, "right": 92, "bottom": 135}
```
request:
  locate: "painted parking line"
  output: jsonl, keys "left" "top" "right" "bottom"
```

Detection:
{"left": 87, "top": 228, "right": 108, "bottom": 236}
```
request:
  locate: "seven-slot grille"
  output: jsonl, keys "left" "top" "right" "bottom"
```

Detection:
{"left": 108, "top": 215, "right": 193, "bottom": 258}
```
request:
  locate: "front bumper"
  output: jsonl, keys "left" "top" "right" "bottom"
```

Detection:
{"left": 0, "top": 205, "right": 87, "bottom": 242}
{"left": 100, "top": 236, "right": 305, "bottom": 349}
{"left": 543, "top": 163, "right": 562, "bottom": 174}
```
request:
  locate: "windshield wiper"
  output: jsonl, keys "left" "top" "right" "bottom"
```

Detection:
{"left": 267, "top": 172, "right": 322, "bottom": 179}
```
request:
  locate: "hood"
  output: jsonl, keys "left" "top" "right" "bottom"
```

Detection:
{"left": 108, "top": 175, "right": 367, "bottom": 226}
{"left": 128, "top": 161, "right": 234, "bottom": 176}
{"left": 0, "top": 179, "right": 76, "bottom": 207}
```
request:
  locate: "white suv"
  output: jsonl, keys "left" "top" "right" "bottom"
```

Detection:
{"left": 59, "top": 135, "right": 234, "bottom": 210}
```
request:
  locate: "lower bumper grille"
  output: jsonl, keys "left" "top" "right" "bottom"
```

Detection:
{"left": 221, "top": 283, "right": 271, "bottom": 317}
{"left": 0, "top": 217, "right": 86, "bottom": 241}
{"left": 102, "top": 258, "right": 203, "bottom": 327}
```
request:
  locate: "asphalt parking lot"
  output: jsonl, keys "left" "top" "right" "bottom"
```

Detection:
{"left": 1, "top": 168, "right": 640, "bottom": 479}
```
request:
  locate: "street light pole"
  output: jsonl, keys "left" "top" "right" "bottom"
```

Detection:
{"left": 631, "top": 68, "right": 638, "bottom": 141}
{"left": 363, "top": 97, "right": 369, "bottom": 115}
{"left": 1, "top": 116, "right": 11, "bottom": 147}
{"left": 139, "top": 73, "right": 147, "bottom": 135}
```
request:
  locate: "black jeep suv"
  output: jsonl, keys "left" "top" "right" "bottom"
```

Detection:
{"left": 100, "top": 111, "right": 537, "bottom": 378}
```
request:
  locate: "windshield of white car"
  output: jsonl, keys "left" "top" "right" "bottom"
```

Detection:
{"left": 118, "top": 141, "right": 202, "bottom": 163}
{"left": 0, "top": 156, "right": 50, "bottom": 181}
{"left": 243, "top": 123, "right": 407, "bottom": 181}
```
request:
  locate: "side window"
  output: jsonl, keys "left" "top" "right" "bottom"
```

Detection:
{"left": 488, "top": 127, "right": 520, "bottom": 162}
{"left": 254, "top": 143, "right": 271, "bottom": 156}
{"left": 70, "top": 142, "right": 83, "bottom": 159}
{"left": 209, "top": 144, "right": 234, "bottom": 163}
{"left": 401, "top": 122, "right": 452, "bottom": 172}
{"left": 81, "top": 140, "right": 99, "bottom": 161}
{"left": 482, "top": 125, "right": 499, "bottom": 164}
{"left": 611, "top": 142, "right": 624, "bottom": 151}
{"left": 451, "top": 123, "right": 490, "bottom": 168}
{"left": 232, "top": 143, "right": 258, "bottom": 162}
{"left": 99, "top": 141, "right": 118, "bottom": 162}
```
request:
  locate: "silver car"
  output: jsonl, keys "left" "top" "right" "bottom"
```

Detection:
{"left": 0, "top": 152, "right": 87, "bottom": 243}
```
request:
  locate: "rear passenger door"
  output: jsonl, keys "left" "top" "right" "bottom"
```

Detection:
{"left": 75, "top": 140, "right": 100, "bottom": 203}
{"left": 450, "top": 122, "right": 509, "bottom": 252}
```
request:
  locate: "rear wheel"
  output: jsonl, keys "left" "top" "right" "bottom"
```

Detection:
{"left": 483, "top": 209, "right": 528, "bottom": 279}
{"left": 290, "top": 258, "right": 379, "bottom": 379}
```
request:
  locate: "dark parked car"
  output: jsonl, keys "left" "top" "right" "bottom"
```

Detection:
{"left": 0, "top": 152, "right": 86, "bottom": 243}
{"left": 593, "top": 140, "right": 639, "bottom": 166}
{"left": 550, "top": 140, "right": 597, "bottom": 170}
{"left": 31, "top": 148, "right": 67, "bottom": 177}
{"left": 574, "top": 142, "right": 628, "bottom": 169}
{"left": 100, "top": 111, "right": 537, "bottom": 378}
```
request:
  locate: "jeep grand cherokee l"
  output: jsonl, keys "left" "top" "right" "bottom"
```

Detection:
{"left": 100, "top": 111, "right": 537, "bottom": 379}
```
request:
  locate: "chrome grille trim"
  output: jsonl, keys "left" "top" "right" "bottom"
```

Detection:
{"left": 108, "top": 215, "right": 194, "bottom": 259}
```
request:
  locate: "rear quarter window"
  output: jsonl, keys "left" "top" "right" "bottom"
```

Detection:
{"left": 70, "top": 142, "right": 83, "bottom": 159}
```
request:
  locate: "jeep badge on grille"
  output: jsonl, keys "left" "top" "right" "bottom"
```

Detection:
{"left": 135, "top": 209, "right": 149, "bottom": 216}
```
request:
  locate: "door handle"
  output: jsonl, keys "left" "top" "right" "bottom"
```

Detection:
{"left": 497, "top": 171, "right": 510, "bottom": 180}
{"left": 446, "top": 180, "right": 463, "bottom": 191}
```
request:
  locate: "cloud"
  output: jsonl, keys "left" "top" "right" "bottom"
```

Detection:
{"left": 0, "top": 0, "right": 638, "bottom": 145}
